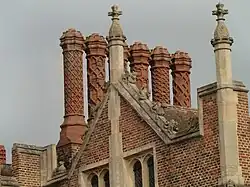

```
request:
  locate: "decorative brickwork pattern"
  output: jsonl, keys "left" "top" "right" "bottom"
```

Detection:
{"left": 85, "top": 33, "right": 107, "bottom": 115}
{"left": 129, "top": 42, "right": 150, "bottom": 89}
{"left": 0, "top": 145, "right": 6, "bottom": 165}
{"left": 57, "top": 28, "right": 87, "bottom": 168}
{"left": 237, "top": 91, "right": 250, "bottom": 184}
{"left": 171, "top": 50, "right": 192, "bottom": 108}
{"left": 60, "top": 28, "right": 85, "bottom": 116}
{"left": 150, "top": 46, "right": 171, "bottom": 104}
{"left": 120, "top": 94, "right": 220, "bottom": 186}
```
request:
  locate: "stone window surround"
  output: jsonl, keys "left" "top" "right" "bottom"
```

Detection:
{"left": 78, "top": 143, "right": 158, "bottom": 187}
{"left": 79, "top": 159, "right": 109, "bottom": 187}
{"left": 123, "top": 143, "right": 158, "bottom": 187}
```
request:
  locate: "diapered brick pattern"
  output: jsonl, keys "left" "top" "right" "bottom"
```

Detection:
{"left": 237, "top": 91, "right": 250, "bottom": 185}
{"left": 120, "top": 94, "right": 220, "bottom": 186}
{"left": 150, "top": 46, "right": 171, "bottom": 104}
{"left": 60, "top": 28, "right": 85, "bottom": 116}
{"left": 85, "top": 33, "right": 107, "bottom": 115}
{"left": 171, "top": 51, "right": 192, "bottom": 108}
{"left": 57, "top": 28, "right": 87, "bottom": 166}
{"left": 0, "top": 145, "right": 6, "bottom": 165}
{"left": 129, "top": 42, "right": 150, "bottom": 90}
{"left": 12, "top": 150, "right": 41, "bottom": 187}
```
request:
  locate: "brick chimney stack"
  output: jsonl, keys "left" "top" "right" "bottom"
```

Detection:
{"left": 171, "top": 51, "right": 192, "bottom": 107}
{"left": 0, "top": 145, "right": 6, "bottom": 165}
{"left": 124, "top": 42, "right": 130, "bottom": 72}
{"left": 129, "top": 42, "right": 151, "bottom": 89}
{"left": 150, "top": 46, "right": 171, "bottom": 104}
{"left": 57, "top": 28, "right": 87, "bottom": 168}
{"left": 85, "top": 33, "right": 107, "bottom": 115}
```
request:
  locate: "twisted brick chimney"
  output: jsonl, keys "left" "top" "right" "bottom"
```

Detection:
{"left": 0, "top": 145, "right": 6, "bottom": 165}
{"left": 85, "top": 33, "right": 107, "bottom": 115}
{"left": 150, "top": 46, "right": 171, "bottom": 104}
{"left": 129, "top": 42, "right": 150, "bottom": 89}
{"left": 171, "top": 50, "right": 192, "bottom": 107}
{"left": 57, "top": 28, "right": 87, "bottom": 168}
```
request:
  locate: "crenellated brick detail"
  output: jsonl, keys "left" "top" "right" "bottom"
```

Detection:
{"left": 171, "top": 50, "right": 192, "bottom": 107}
{"left": 129, "top": 42, "right": 150, "bottom": 89}
{"left": 57, "top": 28, "right": 87, "bottom": 169}
{"left": 0, "top": 145, "right": 6, "bottom": 165}
{"left": 85, "top": 33, "right": 107, "bottom": 115}
{"left": 150, "top": 46, "right": 171, "bottom": 104}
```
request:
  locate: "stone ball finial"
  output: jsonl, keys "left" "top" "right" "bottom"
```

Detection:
{"left": 60, "top": 28, "right": 85, "bottom": 49}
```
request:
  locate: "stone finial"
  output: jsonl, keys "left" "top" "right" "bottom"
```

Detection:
{"left": 150, "top": 46, "right": 171, "bottom": 104}
{"left": 212, "top": 3, "right": 228, "bottom": 21}
{"left": 171, "top": 50, "right": 192, "bottom": 108}
{"left": 107, "top": 5, "right": 125, "bottom": 40}
{"left": 0, "top": 145, "right": 6, "bottom": 165}
{"left": 211, "top": 3, "right": 233, "bottom": 46}
{"left": 129, "top": 42, "right": 151, "bottom": 89}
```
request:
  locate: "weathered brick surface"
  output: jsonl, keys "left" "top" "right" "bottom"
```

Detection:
{"left": 237, "top": 91, "right": 250, "bottom": 185}
{"left": 12, "top": 150, "right": 41, "bottom": 187}
{"left": 78, "top": 103, "right": 111, "bottom": 167}
{"left": 120, "top": 95, "right": 220, "bottom": 186}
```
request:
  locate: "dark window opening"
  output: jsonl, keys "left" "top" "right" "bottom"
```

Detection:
{"left": 133, "top": 160, "right": 143, "bottom": 187}
{"left": 91, "top": 175, "right": 98, "bottom": 187}
{"left": 104, "top": 171, "right": 110, "bottom": 187}
{"left": 147, "top": 156, "right": 155, "bottom": 187}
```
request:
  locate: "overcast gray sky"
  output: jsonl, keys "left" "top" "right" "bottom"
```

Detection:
{"left": 0, "top": 0, "right": 249, "bottom": 162}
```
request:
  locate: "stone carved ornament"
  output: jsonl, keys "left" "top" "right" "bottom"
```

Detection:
{"left": 53, "top": 161, "right": 66, "bottom": 176}
{"left": 151, "top": 102, "right": 199, "bottom": 137}
{"left": 0, "top": 164, "right": 13, "bottom": 177}
{"left": 122, "top": 70, "right": 137, "bottom": 84}
{"left": 151, "top": 102, "right": 179, "bottom": 135}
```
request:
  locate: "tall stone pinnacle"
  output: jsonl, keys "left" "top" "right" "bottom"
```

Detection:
{"left": 211, "top": 3, "right": 233, "bottom": 46}
{"left": 107, "top": 5, "right": 126, "bottom": 41}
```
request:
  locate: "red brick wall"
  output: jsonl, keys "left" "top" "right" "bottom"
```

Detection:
{"left": 237, "top": 91, "right": 250, "bottom": 185}
{"left": 12, "top": 149, "right": 41, "bottom": 187}
{"left": 120, "top": 95, "right": 220, "bottom": 186}
{"left": 78, "top": 103, "right": 111, "bottom": 166}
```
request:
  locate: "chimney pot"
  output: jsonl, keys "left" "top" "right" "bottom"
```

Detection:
{"left": 129, "top": 42, "right": 151, "bottom": 89}
{"left": 171, "top": 50, "right": 192, "bottom": 107}
{"left": 150, "top": 46, "right": 171, "bottom": 104}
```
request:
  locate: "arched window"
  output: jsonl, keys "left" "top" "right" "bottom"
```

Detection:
{"left": 147, "top": 156, "right": 155, "bottom": 187}
{"left": 91, "top": 175, "right": 99, "bottom": 187}
{"left": 104, "top": 171, "right": 110, "bottom": 187}
{"left": 133, "top": 160, "right": 143, "bottom": 187}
